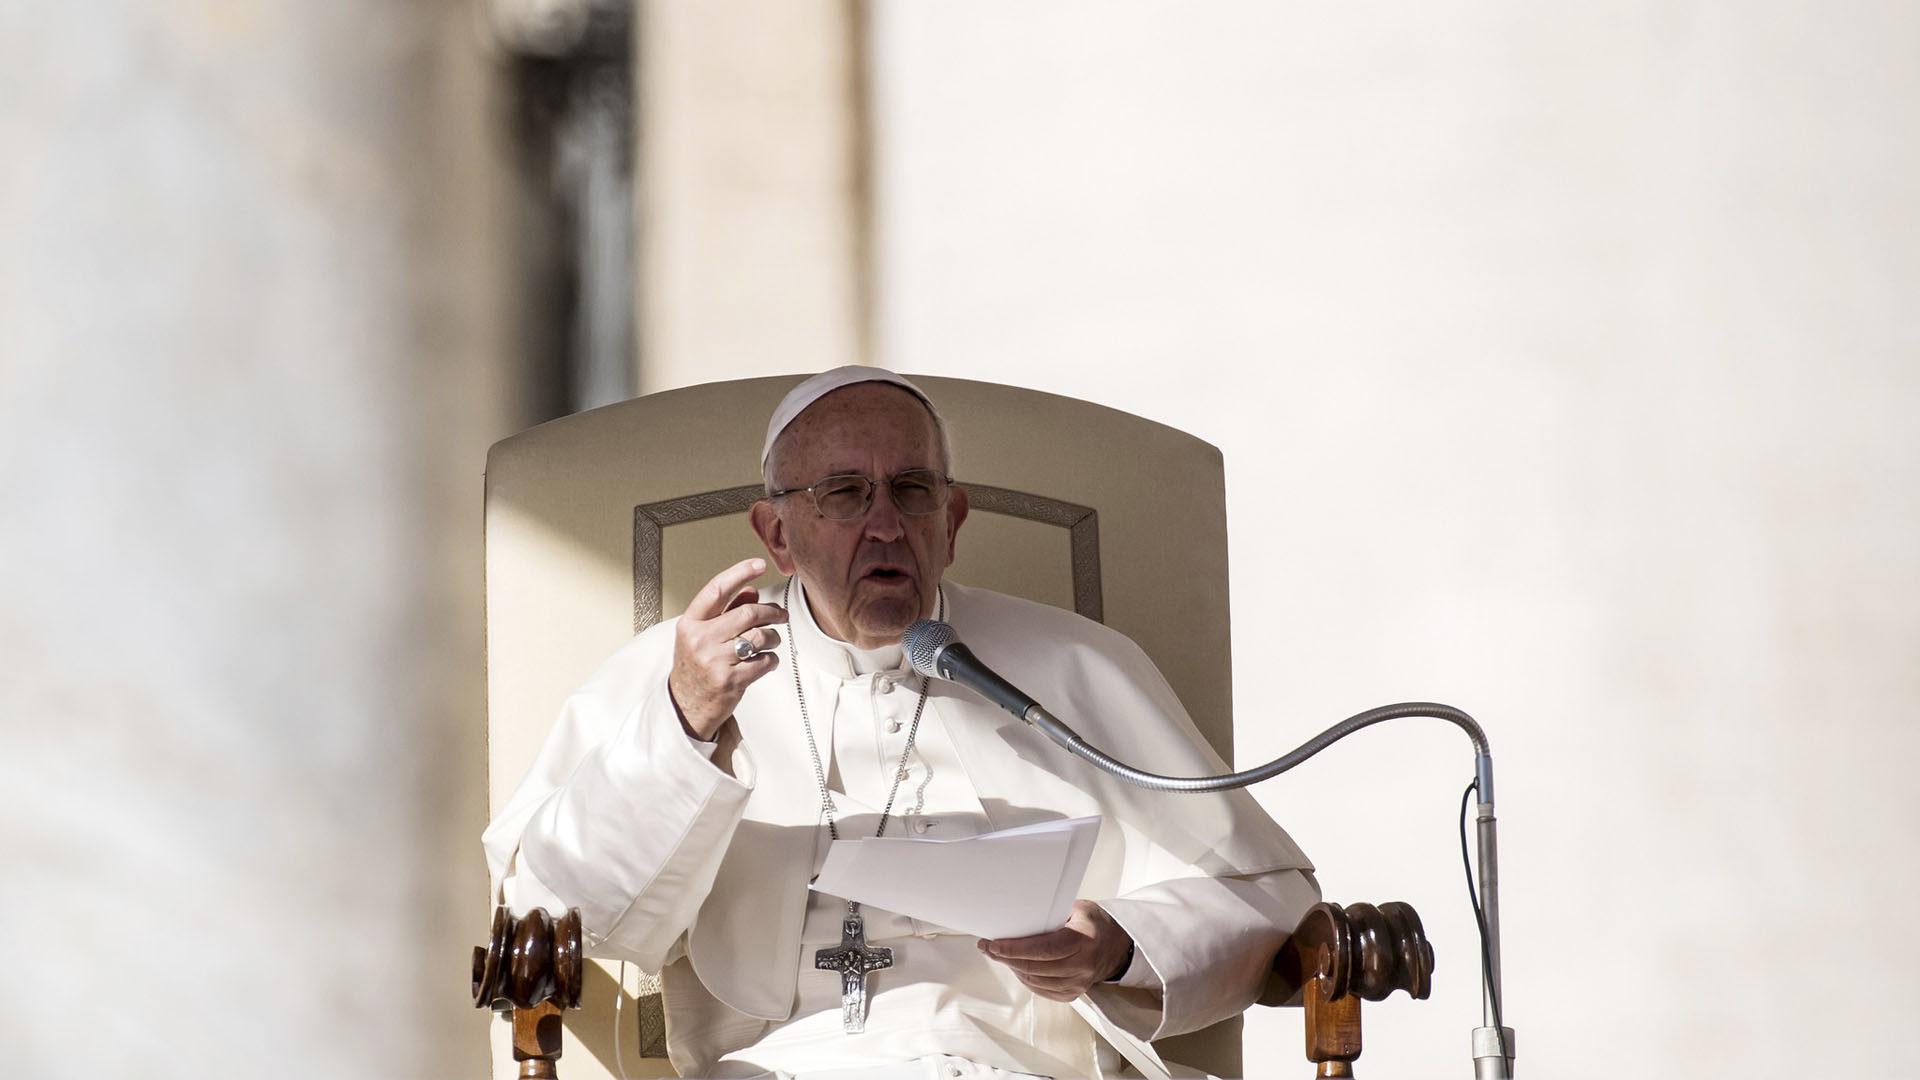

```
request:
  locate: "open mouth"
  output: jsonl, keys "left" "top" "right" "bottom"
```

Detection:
{"left": 863, "top": 567, "right": 909, "bottom": 582}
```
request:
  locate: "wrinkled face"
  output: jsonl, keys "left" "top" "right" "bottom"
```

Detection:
{"left": 750, "top": 383, "right": 968, "bottom": 649}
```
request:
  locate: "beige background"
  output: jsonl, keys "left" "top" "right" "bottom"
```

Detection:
{"left": 4, "top": 2, "right": 1917, "bottom": 1079}
{"left": 862, "top": 5, "right": 1920, "bottom": 1077}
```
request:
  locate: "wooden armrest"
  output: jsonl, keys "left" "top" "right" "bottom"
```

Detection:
{"left": 1256, "top": 901, "right": 1434, "bottom": 1078}
{"left": 473, "top": 907, "right": 585, "bottom": 1078}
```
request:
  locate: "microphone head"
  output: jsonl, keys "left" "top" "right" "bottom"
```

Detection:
{"left": 904, "top": 619, "right": 958, "bottom": 678}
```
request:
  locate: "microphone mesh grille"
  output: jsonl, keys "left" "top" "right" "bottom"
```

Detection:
{"left": 904, "top": 619, "right": 957, "bottom": 677}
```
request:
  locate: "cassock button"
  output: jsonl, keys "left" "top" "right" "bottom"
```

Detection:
{"left": 876, "top": 677, "right": 895, "bottom": 694}
{"left": 913, "top": 819, "right": 934, "bottom": 834}
{"left": 885, "top": 718, "right": 902, "bottom": 734}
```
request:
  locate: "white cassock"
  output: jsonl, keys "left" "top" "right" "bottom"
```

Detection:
{"left": 484, "top": 579, "right": 1317, "bottom": 1080}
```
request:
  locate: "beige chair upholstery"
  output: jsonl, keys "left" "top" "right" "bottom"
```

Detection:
{"left": 485, "top": 374, "right": 1241, "bottom": 1079}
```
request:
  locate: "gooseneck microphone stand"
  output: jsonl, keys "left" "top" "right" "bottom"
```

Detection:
{"left": 904, "top": 622, "right": 1516, "bottom": 1078}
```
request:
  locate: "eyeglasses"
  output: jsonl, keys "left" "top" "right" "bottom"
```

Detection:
{"left": 770, "top": 469, "right": 954, "bottom": 520}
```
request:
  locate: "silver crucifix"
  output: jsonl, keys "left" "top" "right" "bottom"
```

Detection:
{"left": 813, "top": 909, "right": 892, "bottom": 1033}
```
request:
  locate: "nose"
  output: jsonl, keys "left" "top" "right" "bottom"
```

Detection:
{"left": 862, "top": 482, "right": 906, "bottom": 541}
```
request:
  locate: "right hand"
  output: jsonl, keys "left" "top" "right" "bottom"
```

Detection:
{"left": 668, "top": 558, "right": 788, "bottom": 741}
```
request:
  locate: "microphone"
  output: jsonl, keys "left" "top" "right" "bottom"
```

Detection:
{"left": 904, "top": 619, "right": 1040, "bottom": 720}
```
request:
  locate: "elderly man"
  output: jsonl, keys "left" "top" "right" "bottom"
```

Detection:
{"left": 484, "top": 368, "right": 1317, "bottom": 1080}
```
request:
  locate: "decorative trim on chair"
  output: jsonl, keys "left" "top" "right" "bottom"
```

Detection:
{"left": 633, "top": 484, "right": 766, "bottom": 632}
{"left": 955, "top": 484, "right": 1103, "bottom": 624}
{"left": 633, "top": 483, "right": 1103, "bottom": 633}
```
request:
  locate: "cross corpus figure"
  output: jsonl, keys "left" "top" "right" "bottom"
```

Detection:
{"left": 814, "top": 910, "right": 893, "bottom": 1033}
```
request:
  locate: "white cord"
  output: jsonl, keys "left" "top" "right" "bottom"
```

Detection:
{"left": 613, "top": 959, "right": 635, "bottom": 1080}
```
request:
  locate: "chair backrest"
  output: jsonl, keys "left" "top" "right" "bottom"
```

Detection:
{"left": 484, "top": 374, "right": 1239, "bottom": 1078}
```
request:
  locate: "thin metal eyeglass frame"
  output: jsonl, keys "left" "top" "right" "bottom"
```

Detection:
{"left": 767, "top": 470, "right": 955, "bottom": 520}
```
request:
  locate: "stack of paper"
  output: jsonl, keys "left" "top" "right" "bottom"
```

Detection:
{"left": 810, "top": 815, "right": 1102, "bottom": 939}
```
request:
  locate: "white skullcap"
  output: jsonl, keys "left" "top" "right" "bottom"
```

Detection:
{"left": 760, "top": 366, "right": 940, "bottom": 469}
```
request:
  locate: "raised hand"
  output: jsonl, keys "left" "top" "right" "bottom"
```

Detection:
{"left": 668, "top": 557, "right": 788, "bottom": 741}
{"left": 977, "top": 900, "right": 1134, "bottom": 1002}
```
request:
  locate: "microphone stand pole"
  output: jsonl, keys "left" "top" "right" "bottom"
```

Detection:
{"left": 1470, "top": 751, "right": 1514, "bottom": 1079}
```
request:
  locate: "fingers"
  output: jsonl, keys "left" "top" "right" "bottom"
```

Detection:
{"left": 979, "top": 928, "right": 1079, "bottom": 963}
{"left": 1006, "top": 972, "right": 1087, "bottom": 1003}
{"left": 724, "top": 650, "right": 780, "bottom": 682}
{"left": 977, "top": 900, "right": 1131, "bottom": 1002}
{"left": 979, "top": 945, "right": 1091, "bottom": 977}
{"left": 688, "top": 558, "right": 769, "bottom": 620}
{"left": 712, "top": 602, "right": 789, "bottom": 639}
{"left": 669, "top": 560, "right": 794, "bottom": 740}
{"left": 731, "top": 625, "right": 784, "bottom": 657}
{"left": 978, "top": 936, "right": 1104, "bottom": 1001}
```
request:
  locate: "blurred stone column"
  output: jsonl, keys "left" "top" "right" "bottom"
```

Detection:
{"left": 634, "top": 0, "right": 871, "bottom": 392}
{"left": 0, "top": 4, "right": 517, "bottom": 1077}
{"left": 492, "top": 0, "right": 638, "bottom": 414}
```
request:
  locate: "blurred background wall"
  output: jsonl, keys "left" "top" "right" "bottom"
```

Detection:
{"left": 4, "top": 2, "right": 1916, "bottom": 1079}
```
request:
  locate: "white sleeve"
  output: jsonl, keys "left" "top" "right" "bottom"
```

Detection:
{"left": 483, "top": 668, "right": 756, "bottom": 972}
{"left": 1088, "top": 868, "right": 1322, "bottom": 1041}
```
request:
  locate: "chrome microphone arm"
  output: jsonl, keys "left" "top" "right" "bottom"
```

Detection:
{"left": 1015, "top": 698, "right": 1489, "bottom": 794}
{"left": 1023, "top": 697, "right": 1513, "bottom": 1078}
{"left": 903, "top": 618, "right": 1514, "bottom": 1076}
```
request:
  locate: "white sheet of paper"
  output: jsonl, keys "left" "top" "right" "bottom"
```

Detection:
{"left": 810, "top": 815, "right": 1102, "bottom": 939}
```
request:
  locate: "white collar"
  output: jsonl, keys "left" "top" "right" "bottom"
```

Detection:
{"left": 785, "top": 577, "right": 910, "bottom": 680}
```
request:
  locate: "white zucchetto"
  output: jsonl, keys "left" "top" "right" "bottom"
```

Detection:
{"left": 761, "top": 366, "right": 940, "bottom": 469}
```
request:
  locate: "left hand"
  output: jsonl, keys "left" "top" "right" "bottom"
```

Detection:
{"left": 977, "top": 899, "right": 1134, "bottom": 1002}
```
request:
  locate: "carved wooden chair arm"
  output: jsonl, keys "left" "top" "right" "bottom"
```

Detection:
{"left": 1257, "top": 900, "right": 1434, "bottom": 1078}
{"left": 473, "top": 907, "right": 585, "bottom": 1079}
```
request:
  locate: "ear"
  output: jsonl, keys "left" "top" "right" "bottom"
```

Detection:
{"left": 942, "top": 484, "right": 969, "bottom": 568}
{"left": 749, "top": 499, "right": 798, "bottom": 576}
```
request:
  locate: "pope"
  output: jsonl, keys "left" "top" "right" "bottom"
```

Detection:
{"left": 484, "top": 367, "right": 1317, "bottom": 1080}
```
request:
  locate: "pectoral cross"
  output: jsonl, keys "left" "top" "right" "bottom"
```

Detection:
{"left": 813, "top": 908, "right": 892, "bottom": 1033}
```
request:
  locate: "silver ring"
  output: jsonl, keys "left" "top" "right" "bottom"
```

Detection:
{"left": 733, "top": 636, "right": 760, "bottom": 662}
